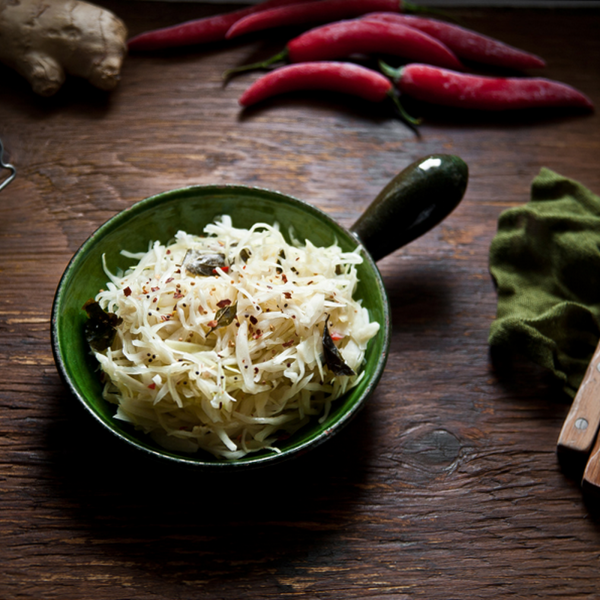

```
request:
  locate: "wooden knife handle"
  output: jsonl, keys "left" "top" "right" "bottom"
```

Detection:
{"left": 557, "top": 338, "right": 600, "bottom": 459}
{"left": 583, "top": 433, "right": 600, "bottom": 495}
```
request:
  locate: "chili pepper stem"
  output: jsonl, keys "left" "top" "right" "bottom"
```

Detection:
{"left": 378, "top": 60, "right": 420, "bottom": 126}
{"left": 387, "top": 89, "right": 421, "bottom": 127}
{"left": 379, "top": 59, "right": 403, "bottom": 83}
{"left": 223, "top": 49, "right": 289, "bottom": 81}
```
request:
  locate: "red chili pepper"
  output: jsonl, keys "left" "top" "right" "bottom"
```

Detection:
{"left": 224, "top": 18, "right": 463, "bottom": 79}
{"left": 238, "top": 61, "right": 421, "bottom": 124}
{"left": 381, "top": 62, "right": 594, "bottom": 111}
{"left": 226, "top": 0, "right": 445, "bottom": 40}
{"left": 362, "top": 13, "right": 546, "bottom": 69}
{"left": 128, "top": 0, "right": 317, "bottom": 51}
{"left": 148, "top": 382, "right": 156, "bottom": 389}
{"left": 240, "top": 61, "right": 383, "bottom": 103}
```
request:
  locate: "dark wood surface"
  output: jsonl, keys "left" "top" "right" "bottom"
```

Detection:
{"left": 2, "top": 3, "right": 600, "bottom": 598}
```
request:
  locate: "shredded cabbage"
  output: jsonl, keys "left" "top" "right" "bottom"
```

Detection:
{"left": 92, "top": 216, "right": 380, "bottom": 459}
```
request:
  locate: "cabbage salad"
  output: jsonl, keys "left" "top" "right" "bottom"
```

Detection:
{"left": 88, "top": 216, "right": 380, "bottom": 459}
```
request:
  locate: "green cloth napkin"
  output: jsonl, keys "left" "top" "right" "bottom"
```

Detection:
{"left": 489, "top": 168, "right": 600, "bottom": 397}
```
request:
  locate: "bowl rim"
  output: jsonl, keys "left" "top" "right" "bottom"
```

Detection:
{"left": 51, "top": 184, "right": 391, "bottom": 469}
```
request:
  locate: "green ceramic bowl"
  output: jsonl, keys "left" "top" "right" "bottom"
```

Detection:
{"left": 51, "top": 155, "right": 468, "bottom": 469}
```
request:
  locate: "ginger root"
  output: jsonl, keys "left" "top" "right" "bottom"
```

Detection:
{"left": 0, "top": 0, "right": 127, "bottom": 96}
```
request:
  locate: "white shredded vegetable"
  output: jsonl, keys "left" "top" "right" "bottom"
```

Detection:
{"left": 92, "top": 216, "right": 380, "bottom": 459}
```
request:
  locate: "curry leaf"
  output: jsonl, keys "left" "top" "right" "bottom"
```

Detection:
{"left": 322, "top": 317, "right": 355, "bottom": 377}
{"left": 83, "top": 299, "right": 123, "bottom": 351}
{"left": 209, "top": 301, "right": 238, "bottom": 333}
{"left": 183, "top": 249, "right": 227, "bottom": 276}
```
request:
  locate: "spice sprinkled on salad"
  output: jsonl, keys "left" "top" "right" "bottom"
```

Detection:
{"left": 85, "top": 216, "right": 379, "bottom": 459}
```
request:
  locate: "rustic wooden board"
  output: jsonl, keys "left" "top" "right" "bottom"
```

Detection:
{"left": 1, "top": 3, "right": 600, "bottom": 599}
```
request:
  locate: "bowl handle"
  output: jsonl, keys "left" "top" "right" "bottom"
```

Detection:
{"left": 350, "top": 154, "right": 468, "bottom": 262}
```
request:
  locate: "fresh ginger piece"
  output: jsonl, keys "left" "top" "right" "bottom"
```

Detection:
{"left": 0, "top": 0, "right": 127, "bottom": 96}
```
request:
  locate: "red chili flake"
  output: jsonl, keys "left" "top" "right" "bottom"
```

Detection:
{"left": 148, "top": 382, "right": 156, "bottom": 389}
{"left": 253, "top": 330, "right": 262, "bottom": 339}
{"left": 217, "top": 299, "right": 232, "bottom": 308}
{"left": 330, "top": 332, "right": 344, "bottom": 341}
{"left": 166, "top": 250, "right": 171, "bottom": 255}
{"left": 283, "top": 292, "right": 292, "bottom": 299}
{"left": 282, "top": 340, "right": 294, "bottom": 348}
{"left": 207, "top": 320, "right": 218, "bottom": 328}
{"left": 151, "top": 287, "right": 160, "bottom": 292}
{"left": 153, "top": 298, "right": 158, "bottom": 303}
{"left": 165, "top": 277, "right": 174, "bottom": 283}
{"left": 123, "top": 287, "right": 132, "bottom": 297}
{"left": 281, "top": 274, "right": 288, "bottom": 283}
{"left": 212, "top": 266, "right": 230, "bottom": 274}
{"left": 173, "top": 292, "right": 184, "bottom": 299}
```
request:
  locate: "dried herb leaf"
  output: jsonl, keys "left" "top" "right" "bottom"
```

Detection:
{"left": 183, "top": 249, "right": 227, "bottom": 276}
{"left": 239, "top": 248, "right": 251, "bottom": 263}
{"left": 275, "top": 249, "right": 286, "bottom": 273}
{"left": 209, "top": 301, "right": 238, "bottom": 334}
{"left": 83, "top": 299, "right": 123, "bottom": 352}
{"left": 322, "top": 317, "right": 355, "bottom": 377}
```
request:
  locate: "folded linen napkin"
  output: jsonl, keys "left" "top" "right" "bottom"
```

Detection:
{"left": 489, "top": 168, "right": 600, "bottom": 397}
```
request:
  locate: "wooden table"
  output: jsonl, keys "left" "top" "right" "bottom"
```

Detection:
{"left": 2, "top": 3, "right": 600, "bottom": 598}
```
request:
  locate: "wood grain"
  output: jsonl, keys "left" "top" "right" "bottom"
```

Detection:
{"left": 1, "top": 3, "right": 600, "bottom": 599}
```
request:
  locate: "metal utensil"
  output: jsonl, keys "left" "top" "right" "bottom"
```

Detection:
{"left": 0, "top": 138, "right": 16, "bottom": 191}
